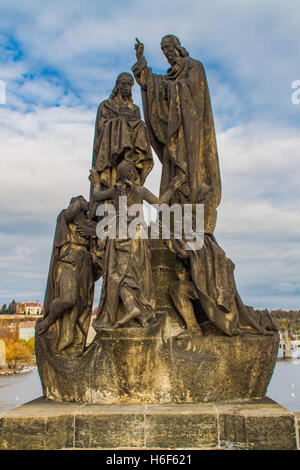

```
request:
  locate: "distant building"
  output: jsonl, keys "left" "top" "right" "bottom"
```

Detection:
{"left": 16, "top": 302, "right": 42, "bottom": 316}
{"left": 19, "top": 321, "right": 36, "bottom": 341}
{"left": 15, "top": 302, "right": 23, "bottom": 314}
{"left": 87, "top": 314, "right": 97, "bottom": 344}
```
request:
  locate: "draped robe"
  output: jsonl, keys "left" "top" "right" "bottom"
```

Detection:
{"left": 133, "top": 54, "right": 277, "bottom": 336}
{"left": 171, "top": 235, "right": 278, "bottom": 336}
{"left": 132, "top": 55, "right": 221, "bottom": 232}
{"left": 42, "top": 207, "right": 95, "bottom": 355}
{"left": 92, "top": 96, "right": 153, "bottom": 189}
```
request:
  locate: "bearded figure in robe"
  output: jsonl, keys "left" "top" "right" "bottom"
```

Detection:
{"left": 90, "top": 72, "right": 154, "bottom": 267}
{"left": 133, "top": 36, "right": 278, "bottom": 338}
{"left": 132, "top": 35, "right": 221, "bottom": 233}
{"left": 91, "top": 72, "right": 153, "bottom": 194}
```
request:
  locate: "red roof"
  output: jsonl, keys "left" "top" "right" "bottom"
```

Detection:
{"left": 19, "top": 322, "right": 36, "bottom": 327}
{"left": 23, "top": 303, "right": 41, "bottom": 307}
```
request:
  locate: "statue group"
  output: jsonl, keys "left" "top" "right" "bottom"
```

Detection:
{"left": 35, "top": 36, "right": 278, "bottom": 404}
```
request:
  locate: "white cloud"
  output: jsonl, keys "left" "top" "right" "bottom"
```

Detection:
{"left": 1, "top": 105, "right": 299, "bottom": 309}
{"left": 0, "top": 0, "right": 300, "bottom": 309}
{"left": 2, "top": 0, "right": 300, "bottom": 118}
{"left": 214, "top": 123, "right": 300, "bottom": 308}
{"left": 0, "top": 105, "right": 95, "bottom": 223}
{"left": 18, "top": 79, "right": 64, "bottom": 105}
{"left": 273, "top": 282, "right": 297, "bottom": 294}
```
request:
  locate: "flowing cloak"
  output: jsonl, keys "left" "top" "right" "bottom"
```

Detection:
{"left": 132, "top": 56, "right": 221, "bottom": 232}
{"left": 42, "top": 209, "right": 94, "bottom": 355}
{"left": 92, "top": 97, "right": 154, "bottom": 188}
{"left": 93, "top": 228, "right": 156, "bottom": 329}
{"left": 172, "top": 235, "right": 278, "bottom": 336}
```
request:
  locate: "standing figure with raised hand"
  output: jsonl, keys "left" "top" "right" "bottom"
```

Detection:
{"left": 133, "top": 35, "right": 221, "bottom": 233}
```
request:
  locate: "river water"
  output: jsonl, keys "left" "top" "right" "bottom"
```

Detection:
{"left": 0, "top": 357, "right": 299, "bottom": 414}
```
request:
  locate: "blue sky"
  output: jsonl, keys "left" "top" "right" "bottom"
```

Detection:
{"left": 0, "top": 0, "right": 300, "bottom": 309}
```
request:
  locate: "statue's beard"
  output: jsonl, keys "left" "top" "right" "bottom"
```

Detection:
{"left": 118, "top": 91, "right": 133, "bottom": 102}
{"left": 166, "top": 55, "right": 182, "bottom": 67}
{"left": 110, "top": 87, "right": 133, "bottom": 102}
{"left": 166, "top": 56, "right": 176, "bottom": 66}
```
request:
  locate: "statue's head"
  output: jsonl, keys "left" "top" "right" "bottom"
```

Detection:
{"left": 116, "top": 160, "right": 138, "bottom": 183}
{"left": 69, "top": 195, "right": 89, "bottom": 213}
{"left": 110, "top": 72, "right": 134, "bottom": 100}
{"left": 160, "top": 35, "right": 189, "bottom": 65}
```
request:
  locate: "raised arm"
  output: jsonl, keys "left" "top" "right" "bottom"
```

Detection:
{"left": 141, "top": 187, "right": 162, "bottom": 206}
{"left": 141, "top": 176, "right": 182, "bottom": 206}
{"left": 92, "top": 187, "right": 115, "bottom": 202}
{"left": 135, "top": 38, "right": 145, "bottom": 63}
{"left": 132, "top": 38, "right": 149, "bottom": 89}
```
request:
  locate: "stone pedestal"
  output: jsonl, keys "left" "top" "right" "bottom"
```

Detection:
{"left": 35, "top": 238, "right": 279, "bottom": 405}
{"left": 0, "top": 396, "right": 298, "bottom": 450}
{"left": 36, "top": 318, "right": 279, "bottom": 404}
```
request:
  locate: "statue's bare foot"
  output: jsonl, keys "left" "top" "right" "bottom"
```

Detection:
{"left": 36, "top": 320, "right": 50, "bottom": 336}
{"left": 147, "top": 313, "right": 156, "bottom": 325}
{"left": 137, "top": 311, "right": 156, "bottom": 328}
{"left": 137, "top": 315, "right": 155, "bottom": 328}
{"left": 115, "top": 307, "right": 141, "bottom": 328}
{"left": 176, "top": 328, "right": 203, "bottom": 340}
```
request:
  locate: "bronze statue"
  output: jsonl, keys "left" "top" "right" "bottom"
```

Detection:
{"left": 91, "top": 72, "right": 153, "bottom": 192}
{"left": 34, "top": 41, "right": 279, "bottom": 408}
{"left": 169, "top": 233, "right": 278, "bottom": 338}
{"left": 90, "top": 160, "right": 181, "bottom": 330}
{"left": 133, "top": 35, "right": 221, "bottom": 232}
{"left": 36, "top": 196, "right": 96, "bottom": 356}
{"left": 133, "top": 35, "right": 277, "bottom": 339}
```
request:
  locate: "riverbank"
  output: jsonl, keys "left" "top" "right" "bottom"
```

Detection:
{"left": 0, "top": 367, "right": 42, "bottom": 414}
{"left": 0, "top": 364, "right": 36, "bottom": 376}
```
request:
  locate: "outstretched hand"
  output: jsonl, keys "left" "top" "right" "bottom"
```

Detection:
{"left": 169, "top": 175, "right": 185, "bottom": 191}
{"left": 76, "top": 219, "right": 97, "bottom": 238}
{"left": 135, "top": 38, "right": 144, "bottom": 61}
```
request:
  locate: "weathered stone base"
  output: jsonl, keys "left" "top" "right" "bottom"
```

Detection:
{"left": 0, "top": 396, "right": 298, "bottom": 450}
{"left": 36, "top": 323, "right": 279, "bottom": 404}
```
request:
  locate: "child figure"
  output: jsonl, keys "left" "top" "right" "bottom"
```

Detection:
{"left": 90, "top": 160, "right": 181, "bottom": 329}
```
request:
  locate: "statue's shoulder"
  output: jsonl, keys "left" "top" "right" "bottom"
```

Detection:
{"left": 98, "top": 98, "right": 116, "bottom": 111}
{"left": 181, "top": 57, "right": 206, "bottom": 81}
{"left": 185, "top": 56, "right": 204, "bottom": 71}
{"left": 96, "top": 98, "right": 119, "bottom": 120}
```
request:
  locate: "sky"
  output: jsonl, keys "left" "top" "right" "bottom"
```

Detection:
{"left": 0, "top": 0, "right": 300, "bottom": 309}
